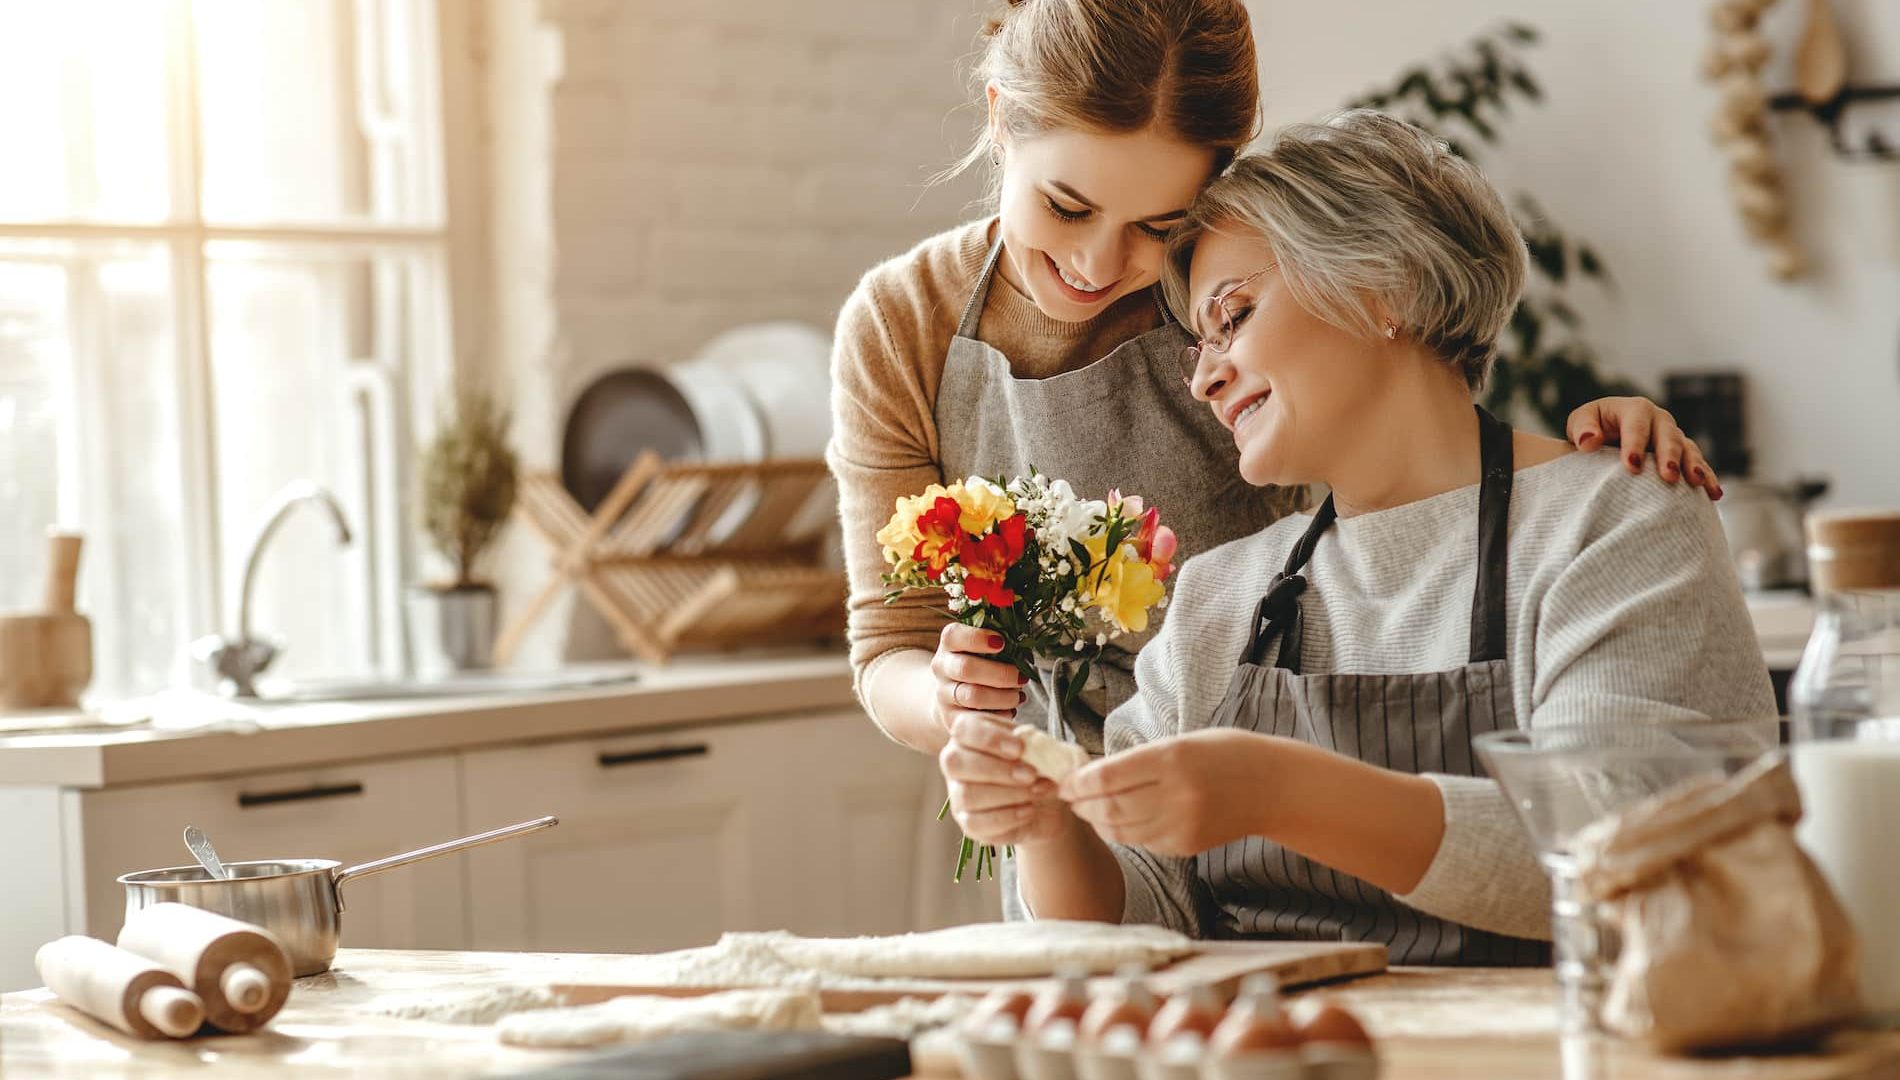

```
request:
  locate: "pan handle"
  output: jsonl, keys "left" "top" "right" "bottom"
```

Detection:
{"left": 332, "top": 816, "right": 559, "bottom": 894}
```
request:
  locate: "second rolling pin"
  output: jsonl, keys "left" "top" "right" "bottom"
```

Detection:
{"left": 117, "top": 903, "right": 293, "bottom": 1033}
{"left": 35, "top": 936, "right": 205, "bottom": 1039}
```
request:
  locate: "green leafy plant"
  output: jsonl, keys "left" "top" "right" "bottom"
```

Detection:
{"left": 420, "top": 390, "right": 519, "bottom": 589}
{"left": 1349, "top": 23, "right": 1647, "bottom": 433}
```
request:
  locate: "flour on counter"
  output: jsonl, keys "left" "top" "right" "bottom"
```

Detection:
{"left": 738, "top": 920, "right": 1196, "bottom": 979}
{"left": 496, "top": 988, "right": 822, "bottom": 1049}
{"left": 364, "top": 985, "right": 563, "bottom": 1025}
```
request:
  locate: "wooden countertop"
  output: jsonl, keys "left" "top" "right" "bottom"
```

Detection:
{"left": 4, "top": 948, "right": 1897, "bottom": 1078}
{"left": 0, "top": 649, "right": 854, "bottom": 789}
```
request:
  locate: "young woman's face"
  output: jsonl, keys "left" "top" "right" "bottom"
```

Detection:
{"left": 994, "top": 123, "right": 1215, "bottom": 322}
{"left": 1184, "top": 225, "right": 1388, "bottom": 488}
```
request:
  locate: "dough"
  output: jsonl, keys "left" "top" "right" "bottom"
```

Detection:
{"left": 1013, "top": 724, "right": 1089, "bottom": 782}
{"left": 730, "top": 920, "right": 1195, "bottom": 980}
{"left": 820, "top": 994, "right": 977, "bottom": 1039}
{"left": 366, "top": 985, "right": 562, "bottom": 1025}
{"left": 496, "top": 988, "right": 822, "bottom": 1049}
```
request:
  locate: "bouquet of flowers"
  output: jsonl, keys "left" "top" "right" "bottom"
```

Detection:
{"left": 877, "top": 472, "right": 1177, "bottom": 881}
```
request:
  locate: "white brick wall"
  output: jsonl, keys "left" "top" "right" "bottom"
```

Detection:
{"left": 539, "top": 0, "right": 989, "bottom": 396}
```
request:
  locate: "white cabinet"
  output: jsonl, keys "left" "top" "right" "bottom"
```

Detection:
{"left": 76, "top": 754, "right": 467, "bottom": 950}
{"left": 460, "top": 710, "right": 933, "bottom": 954}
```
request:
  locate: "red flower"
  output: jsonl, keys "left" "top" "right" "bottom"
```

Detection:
{"left": 1131, "top": 506, "right": 1178, "bottom": 581}
{"left": 911, "top": 496, "right": 964, "bottom": 580}
{"left": 962, "top": 513, "right": 1028, "bottom": 607}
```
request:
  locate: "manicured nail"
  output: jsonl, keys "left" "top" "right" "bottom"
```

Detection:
{"left": 1001, "top": 738, "right": 1024, "bottom": 757}
{"left": 987, "top": 634, "right": 1004, "bottom": 650}
{"left": 1018, "top": 672, "right": 1029, "bottom": 685}
{"left": 1013, "top": 766, "right": 1036, "bottom": 784}
{"left": 1663, "top": 462, "right": 1679, "bottom": 479}
{"left": 1691, "top": 466, "right": 1706, "bottom": 483}
{"left": 1018, "top": 690, "right": 1027, "bottom": 704}
{"left": 1032, "top": 779, "right": 1055, "bottom": 798}
{"left": 1628, "top": 453, "right": 1641, "bottom": 468}
{"left": 1714, "top": 485, "right": 1725, "bottom": 500}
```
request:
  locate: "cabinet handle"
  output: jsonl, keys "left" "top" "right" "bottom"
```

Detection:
{"left": 237, "top": 782, "right": 366, "bottom": 808}
{"left": 597, "top": 744, "right": 710, "bottom": 769}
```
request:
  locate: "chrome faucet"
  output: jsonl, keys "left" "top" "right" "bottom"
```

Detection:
{"left": 194, "top": 481, "right": 354, "bottom": 697}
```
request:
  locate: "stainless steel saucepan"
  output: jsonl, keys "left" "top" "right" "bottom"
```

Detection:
{"left": 118, "top": 816, "right": 557, "bottom": 976}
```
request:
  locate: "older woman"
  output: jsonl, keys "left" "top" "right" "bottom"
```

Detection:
{"left": 937, "top": 110, "right": 1775, "bottom": 963}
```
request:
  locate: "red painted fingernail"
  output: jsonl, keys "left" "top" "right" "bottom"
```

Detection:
{"left": 1018, "top": 690, "right": 1027, "bottom": 704}
{"left": 1018, "top": 672, "right": 1029, "bottom": 685}
{"left": 987, "top": 634, "right": 1004, "bottom": 650}
{"left": 1664, "top": 463, "right": 1679, "bottom": 478}
{"left": 1628, "top": 454, "right": 1641, "bottom": 467}
{"left": 1691, "top": 466, "right": 1705, "bottom": 483}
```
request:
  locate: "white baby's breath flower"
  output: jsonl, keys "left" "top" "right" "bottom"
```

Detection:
{"left": 1057, "top": 559, "right": 1072, "bottom": 575}
{"left": 1073, "top": 639, "right": 1086, "bottom": 651}
{"left": 1096, "top": 633, "right": 1108, "bottom": 646}
{"left": 945, "top": 582, "right": 963, "bottom": 598}
{"left": 1060, "top": 596, "right": 1075, "bottom": 612}
{"left": 948, "top": 598, "right": 966, "bottom": 613}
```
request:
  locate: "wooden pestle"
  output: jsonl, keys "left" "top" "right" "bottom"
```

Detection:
{"left": 35, "top": 936, "right": 206, "bottom": 1039}
{"left": 0, "top": 531, "right": 92, "bottom": 710}
{"left": 116, "top": 904, "right": 294, "bottom": 1033}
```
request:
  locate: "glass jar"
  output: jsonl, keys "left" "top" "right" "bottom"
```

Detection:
{"left": 1789, "top": 509, "right": 1900, "bottom": 1027}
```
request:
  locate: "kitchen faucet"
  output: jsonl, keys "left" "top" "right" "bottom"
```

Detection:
{"left": 194, "top": 481, "right": 354, "bottom": 697}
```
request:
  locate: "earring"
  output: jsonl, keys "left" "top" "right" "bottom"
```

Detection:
{"left": 1383, "top": 321, "right": 1398, "bottom": 340}
{"left": 990, "top": 145, "right": 1003, "bottom": 166}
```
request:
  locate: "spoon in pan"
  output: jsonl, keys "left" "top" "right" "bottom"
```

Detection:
{"left": 184, "top": 824, "right": 231, "bottom": 880}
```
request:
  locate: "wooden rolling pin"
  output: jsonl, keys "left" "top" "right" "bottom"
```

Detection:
{"left": 116, "top": 904, "right": 293, "bottom": 1033}
{"left": 35, "top": 936, "right": 206, "bottom": 1039}
{"left": 0, "top": 532, "right": 92, "bottom": 710}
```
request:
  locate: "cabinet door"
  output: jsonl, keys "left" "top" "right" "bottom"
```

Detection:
{"left": 460, "top": 710, "right": 935, "bottom": 954}
{"left": 78, "top": 754, "right": 467, "bottom": 950}
{"left": 460, "top": 723, "right": 763, "bottom": 955}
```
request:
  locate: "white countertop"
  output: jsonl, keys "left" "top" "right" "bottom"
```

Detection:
{"left": 0, "top": 649, "right": 855, "bottom": 790}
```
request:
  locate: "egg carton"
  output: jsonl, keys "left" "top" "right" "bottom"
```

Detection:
{"left": 957, "top": 1030, "right": 1379, "bottom": 1080}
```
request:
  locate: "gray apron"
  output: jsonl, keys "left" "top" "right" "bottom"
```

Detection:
{"left": 935, "top": 237, "right": 1284, "bottom": 917}
{"left": 1189, "top": 405, "right": 1548, "bottom": 965}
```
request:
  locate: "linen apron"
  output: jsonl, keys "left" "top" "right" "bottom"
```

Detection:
{"left": 934, "top": 237, "right": 1283, "bottom": 920}
{"left": 1191, "top": 405, "right": 1549, "bottom": 965}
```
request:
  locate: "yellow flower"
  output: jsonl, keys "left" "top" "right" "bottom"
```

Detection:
{"left": 1091, "top": 543, "right": 1165, "bottom": 633}
{"left": 875, "top": 484, "right": 950, "bottom": 562}
{"left": 948, "top": 477, "right": 1014, "bottom": 536}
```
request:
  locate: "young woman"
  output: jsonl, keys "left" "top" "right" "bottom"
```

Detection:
{"left": 937, "top": 111, "right": 1775, "bottom": 960}
{"left": 828, "top": 0, "right": 1718, "bottom": 917}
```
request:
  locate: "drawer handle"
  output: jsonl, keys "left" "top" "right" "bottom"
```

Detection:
{"left": 237, "top": 782, "right": 366, "bottom": 808}
{"left": 597, "top": 744, "right": 710, "bottom": 769}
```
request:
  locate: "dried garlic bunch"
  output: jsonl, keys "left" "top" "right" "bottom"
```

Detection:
{"left": 1704, "top": 0, "right": 1806, "bottom": 279}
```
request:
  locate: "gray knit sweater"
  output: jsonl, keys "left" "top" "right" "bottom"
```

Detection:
{"left": 1101, "top": 448, "right": 1776, "bottom": 942}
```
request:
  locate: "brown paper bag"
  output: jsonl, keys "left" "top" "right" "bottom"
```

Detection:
{"left": 1571, "top": 752, "right": 1860, "bottom": 1051}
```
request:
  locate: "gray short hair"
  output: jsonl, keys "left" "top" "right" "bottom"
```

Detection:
{"left": 1162, "top": 109, "right": 1527, "bottom": 390}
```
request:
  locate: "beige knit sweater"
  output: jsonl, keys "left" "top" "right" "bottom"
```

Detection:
{"left": 826, "top": 218, "right": 1160, "bottom": 693}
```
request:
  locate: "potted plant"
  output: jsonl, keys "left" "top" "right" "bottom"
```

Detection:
{"left": 408, "top": 390, "right": 519, "bottom": 675}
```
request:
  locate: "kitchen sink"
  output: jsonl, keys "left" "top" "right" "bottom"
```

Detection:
{"left": 256, "top": 667, "right": 641, "bottom": 703}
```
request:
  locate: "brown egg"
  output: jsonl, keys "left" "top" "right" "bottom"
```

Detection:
{"left": 1209, "top": 975, "right": 1299, "bottom": 1058}
{"left": 1079, "top": 975, "right": 1156, "bottom": 1046}
{"left": 1292, "top": 999, "right": 1374, "bottom": 1048}
{"left": 1023, "top": 973, "right": 1090, "bottom": 1035}
{"left": 1147, "top": 983, "right": 1225, "bottom": 1046}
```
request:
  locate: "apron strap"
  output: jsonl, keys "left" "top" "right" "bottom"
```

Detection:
{"left": 1241, "top": 496, "right": 1336, "bottom": 671}
{"left": 1469, "top": 404, "right": 1514, "bottom": 664}
{"left": 954, "top": 238, "right": 1007, "bottom": 340}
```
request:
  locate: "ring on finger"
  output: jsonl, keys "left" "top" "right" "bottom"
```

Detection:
{"left": 952, "top": 681, "right": 968, "bottom": 708}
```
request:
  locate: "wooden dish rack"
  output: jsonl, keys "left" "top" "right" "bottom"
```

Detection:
{"left": 495, "top": 453, "right": 844, "bottom": 665}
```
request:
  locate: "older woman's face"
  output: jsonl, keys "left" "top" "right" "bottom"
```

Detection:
{"left": 1185, "top": 226, "right": 1389, "bottom": 487}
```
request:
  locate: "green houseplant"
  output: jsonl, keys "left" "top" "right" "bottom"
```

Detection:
{"left": 407, "top": 390, "right": 519, "bottom": 674}
{"left": 1349, "top": 24, "right": 1648, "bottom": 433}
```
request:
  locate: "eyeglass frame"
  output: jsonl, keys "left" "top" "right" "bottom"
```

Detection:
{"left": 1176, "top": 262, "right": 1278, "bottom": 386}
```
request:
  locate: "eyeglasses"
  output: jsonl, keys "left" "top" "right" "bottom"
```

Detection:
{"left": 1176, "top": 263, "right": 1277, "bottom": 386}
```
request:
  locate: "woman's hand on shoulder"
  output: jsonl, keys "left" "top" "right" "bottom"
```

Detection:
{"left": 1057, "top": 729, "right": 1277, "bottom": 858}
{"left": 1566, "top": 396, "right": 1723, "bottom": 500}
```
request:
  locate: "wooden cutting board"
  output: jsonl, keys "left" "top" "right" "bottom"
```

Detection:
{"left": 552, "top": 939, "right": 1386, "bottom": 1014}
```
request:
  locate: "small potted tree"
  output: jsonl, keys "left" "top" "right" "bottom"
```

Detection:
{"left": 408, "top": 390, "right": 518, "bottom": 675}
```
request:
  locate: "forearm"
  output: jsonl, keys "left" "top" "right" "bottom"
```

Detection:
{"left": 862, "top": 649, "right": 948, "bottom": 755}
{"left": 1254, "top": 736, "right": 1446, "bottom": 896}
{"left": 1016, "top": 812, "right": 1126, "bottom": 923}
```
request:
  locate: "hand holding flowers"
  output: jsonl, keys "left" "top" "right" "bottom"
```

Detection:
{"left": 877, "top": 472, "right": 1178, "bottom": 880}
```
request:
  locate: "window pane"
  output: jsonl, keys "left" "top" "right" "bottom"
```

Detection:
{"left": 206, "top": 246, "right": 426, "bottom": 682}
{"left": 194, "top": 0, "right": 439, "bottom": 226}
{"left": 0, "top": 1, "right": 172, "bottom": 222}
{"left": 0, "top": 240, "right": 187, "bottom": 700}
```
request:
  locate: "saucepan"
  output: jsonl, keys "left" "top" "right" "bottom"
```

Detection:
{"left": 118, "top": 815, "right": 557, "bottom": 976}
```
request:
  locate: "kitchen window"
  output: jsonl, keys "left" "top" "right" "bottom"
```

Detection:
{"left": 0, "top": 0, "right": 455, "bottom": 699}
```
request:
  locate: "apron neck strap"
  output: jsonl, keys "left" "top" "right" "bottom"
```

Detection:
{"left": 1467, "top": 403, "right": 1514, "bottom": 663}
{"left": 955, "top": 237, "right": 1007, "bottom": 340}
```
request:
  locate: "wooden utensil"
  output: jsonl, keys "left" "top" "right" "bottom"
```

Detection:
{"left": 1796, "top": 0, "right": 1848, "bottom": 105}
{"left": 552, "top": 939, "right": 1388, "bottom": 1014}
{"left": 34, "top": 936, "right": 205, "bottom": 1040}
{"left": 0, "top": 532, "right": 92, "bottom": 710}
{"left": 116, "top": 903, "right": 293, "bottom": 1034}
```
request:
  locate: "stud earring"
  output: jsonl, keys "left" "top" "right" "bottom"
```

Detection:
{"left": 1383, "top": 321, "right": 1398, "bottom": 340}
{"left": 990, "top": 145, "right": 1003, "bottom": 166}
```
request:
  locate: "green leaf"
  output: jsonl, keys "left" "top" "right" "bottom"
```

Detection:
{"left": 1069, "top": 538, "right": 1092, "bottom": 573}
